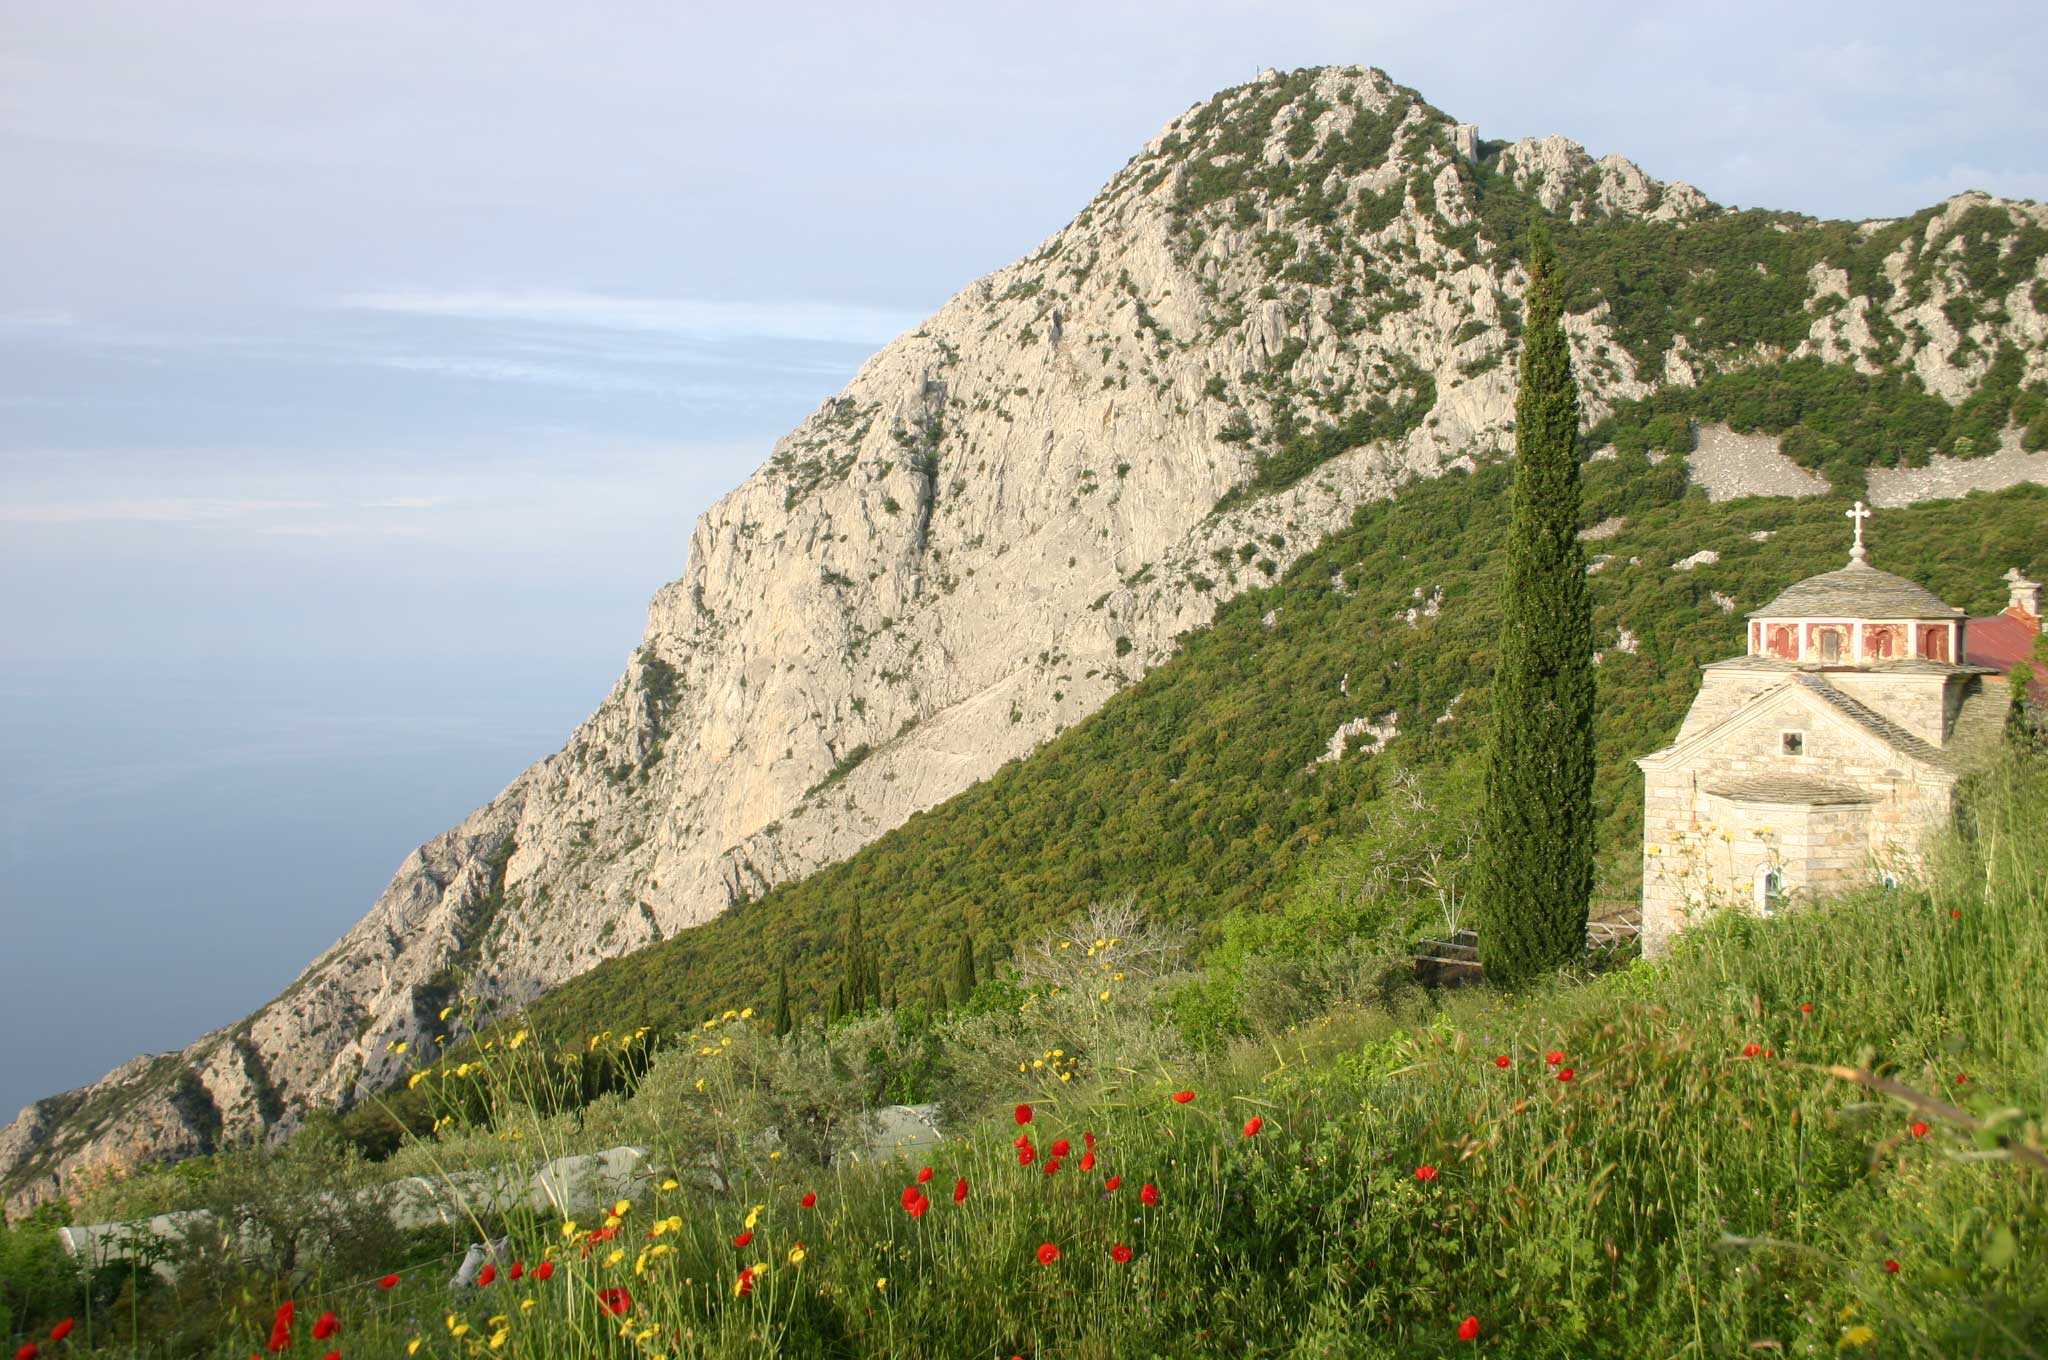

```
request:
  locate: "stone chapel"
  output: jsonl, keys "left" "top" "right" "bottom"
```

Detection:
{"left": 1636, "top": 503, "right": 2042, "bottom": 956}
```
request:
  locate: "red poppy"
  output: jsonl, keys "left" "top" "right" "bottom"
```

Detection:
{"left": 266, "top": 1302, "right": 295, "bottom": 1354}
{"left": 1045, "top": 1157, "right": 1065, "bottom": 1174}
{"left": 905, "top": 1190, "right": 930, "bottom": 1219}
{"left": 1140, "top": 1182, "right": 1159, "bottom": 1206}
{"left": 47, "top": 1322, "right": 72, "bottom": 1343}
{"left": 1036, "top": 1242, "right": 1060, "bottom": 1265}
{"left": 1050, "top": 1138, "right": 1071, "bottom": 1157}
{"left": 510, "top": 1261, "right": 524, "bottom": 1280}
{"left": 1013, "top": 1132, "right": 1032, "bottom": 1148}
{"left": 1242, "top": 1116, "right": 1263, "bottom": 1137}
{"left": 1740, "top": 1043, "right": 1760, "bottom": 1059}
{"left": 733, "top": 1229, "right": 754, "bottom": 1247}
{"left": 901, "top": 1186, "right": 922, "bottom": 1211}
{"left": 378, "top": 1273, "right": 399, "bottom": 1289}
{"left": 533, "top": 1261, "right": 556, "bottom": 1281}
{"left": 1014, "top": 1104, "right": 1033, "bottom": 1125}
{"left": 1172, "top": 1090, "right": 1195, "bottom": 1104}
{"left": 599, "top": 1286, "right": 632, "bottom": 1315}
{"left": 324, "top": 1353, "right": 339, "bottom": 1360}
{"left": 311, "top": 1311, "right": 340, "bottom": 1340}
{"left": 917, "top": 1166, "right": 934, "bottom": 1184}
{"left": 1556, "top": 1068, "right": 1576, "bottom": 1082}
{"left": 800, "top": 1191, "right": 818, "bottom": 1208}
{"left": 1955, "top": 1073, "right": 1968, "bottom": 1085}
{"left": 1414, "top": 1165, "right": 1438, "bottom": 1182}
{"left": 479, "top": 1262, "right": 497, "bottom": 1286}
{"left": 1018, "top": 1140, "right": 1037, "bottom": 1166}
{"left": 1951, "top": 909, "right": 1961, "bottom": 919}
{"left": 1763, "top": 1048, "right": 1775, "bottom": 1058}
{"left": 954, "top": 1176, "right": 969, "bottom": 1204}
{"left": 1493, "top": 1055, "right": 1510, "bottom": 1068}
{"left": 1083, "top": 1131, "right": 1096, "bottom": 1150}
{"left": 1457, "top": 1315, "right": 1481, "bottom": 1342}
{"left": 1545, "top": 1051, "right": 1564, "bottom": 1066}
{"left": 1910, "top": 1121, "right": 1930, "bottom": 1138}
{"left": 1080, "top": 1150, "right": 1097, "bottom": 1171}
{"left": 17, "top": 1345, "right": 37, "bottom": 1360}
{"left": 736, "top": 1266, "right": 755, "bottom": 1297}
{"left": 1800, "top": 1003, "right": 1813, "bottom": 1013}
{"left": 1885, "top": 1259, "right": 1901, "bottom": 1274}
{"left": 1110, "top": 1244, "right": 1133, "bottom": 1263}
{"left": 1105, "top": 1175, "right": 1122, "bottom": 1192}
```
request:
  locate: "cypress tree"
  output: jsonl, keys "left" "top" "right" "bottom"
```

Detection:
{"left": 1474, "top": 227, "right": 1596, "bottom": 984}
{"left": 773, "top": 963, "right": 793, "bottom": 1038}
{"left": 951, "top": 934, "right": 977, "bottom": 1006}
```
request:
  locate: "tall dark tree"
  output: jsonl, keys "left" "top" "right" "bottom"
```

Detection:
{"left": 1474, "top": 228, "right": 1596, "bottom": 983}
{"left": 951, "top": 933, "right": 977, "bottom": 1006}
{"left": 772, "top": 963, "right": 793, "bottom": 1038}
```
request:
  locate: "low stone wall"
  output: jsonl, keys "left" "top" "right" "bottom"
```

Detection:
{"left": 56, "top": 1105, "right": 944, "bottom": 1277}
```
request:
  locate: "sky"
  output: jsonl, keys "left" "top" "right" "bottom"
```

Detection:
{"left": 2, "top": 1, "right": 2045, "bottom": 1120}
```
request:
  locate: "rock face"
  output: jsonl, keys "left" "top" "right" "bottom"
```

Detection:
{"left": 8, "top": 64, "right": 2047, "bottom": 1219}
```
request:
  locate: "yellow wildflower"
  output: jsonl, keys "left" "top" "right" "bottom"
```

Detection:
{"left": 508, "top": 1029, "right": 528, "bottom": 1050}
{"left": 438, "top": 1006, "right": 453, "bottom": 1020}
{"left": 605, "top": 1247, "right": 625, "bottom": 1267}
{"left": 722, "top": 1009, "right": 739, "bottom": 1020}
{"left": 561, "top": 1219, "right": 580, "bottom": 1239}
{"left": 407, "top": 1342, "right": 422, "bottom": 1357}
{"left": 788, "top": 1242, "right": 807, "bottom": 1264}
{"left": 660, "top": 1178, "right": 680, "bottom": 1191}
{"left": 394, "top": 1041, "right": 408, "bottom": 1054}
{"left": 408, "top": 1071, "right": 429, "bottom": 1090}
{"left": 744, "top": 1203, "right": 764, "bottom": 1229}
{"left": 489, "top": 1327, "right": 508, "bottom": 1350}
{"left": 1841, "top": 1325, "right": 1876, "bottom": 1348}
{"left": 520, "top": 1298, "right": 535, "bottom": 1310}
{"left": 770, "top": 1149, "right": 783, "bottom": 1160}
{"left": 876, "top": 1277, "right": 888, "bottom": 1291}
{"left": 1100, "top": 990, "right": 1111, "bottom": 1001}
{"left": 695, "top": 1077, "right": 707, "bottom": 1092}
{"left": 614, "top": 1198, "right": 632, "bottom": 1217}
{"left": 739, "top": 1007, "right": 754, "bottom": 1019}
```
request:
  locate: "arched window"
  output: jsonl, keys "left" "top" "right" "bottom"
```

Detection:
{"left": 1754, "top": 866, "right": 1785, "bottom": 917}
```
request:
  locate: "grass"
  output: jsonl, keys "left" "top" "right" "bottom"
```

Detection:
{"left": 11, "top": 751, "right": 2045, "bottom": 1358}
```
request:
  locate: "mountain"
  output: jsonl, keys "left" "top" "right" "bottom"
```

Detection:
{"left": 7, "top": 64, "right": 2046, "bottom": 1219}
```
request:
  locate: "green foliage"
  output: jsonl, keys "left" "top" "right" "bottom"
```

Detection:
{"left": 1475, "top": 230, "right": 1596, "bottom": 982}
{"left": 951, "top": 934, "right": 977, "bottom": 1006}
{"left": 1216, "top": 358, "right": 1437, "bottom": 510}
{"left": 43, "top": 759, "right": 2048, "bottom": 1355}
{"left": 508, "top": 468, "right": 2044, "bottom": 1058}
{"left": 1590, "top": 351, "right": 2048, "bottom": 497}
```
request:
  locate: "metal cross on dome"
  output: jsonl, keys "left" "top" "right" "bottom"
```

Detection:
{"left": 1846, "top": 500, "right": 1871, "bottom": 563}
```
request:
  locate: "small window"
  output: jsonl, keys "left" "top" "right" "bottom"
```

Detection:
{"left": 1754, "top": 867, "right": 1785, "bottom": 916}
{"left": 1880, "top": 871, "right": 1900, "bottom": 891}
{"left": 1781, "top": 732, "right": 1804, "bottom": 756}
{"left": 1819, "top": 630, "right": 1842, "bottom": 662}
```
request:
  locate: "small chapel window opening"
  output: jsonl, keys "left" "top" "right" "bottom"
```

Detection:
{"left": 1819, "top": 629, "right": 1843, "bottom": 663}
{"left": 1754, "top": 866, "right": 1786, "bottom": 917}
{"left": 1781, "top": 731, "right": 1804, "bottom": 756}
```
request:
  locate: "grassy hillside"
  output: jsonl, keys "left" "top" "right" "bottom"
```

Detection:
{"left": 497, "top": 469, "right": 2044, "bottom": 1050}
{"left": 13, "top": 751, "right": 2044, "bottom": 1356}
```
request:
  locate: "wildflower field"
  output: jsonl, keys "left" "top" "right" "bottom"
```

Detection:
{"left": 6, "top": 754, "right": 2045, "bottom": 1358}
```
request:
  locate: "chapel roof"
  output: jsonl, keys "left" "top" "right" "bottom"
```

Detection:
{"left": 1701, "top": 655, "right": 1994, "bottom": 678}
{"left": 1748, "top": 558, "right": 1964, "bottom": 621}
{"left": 1703, "top": 775, "right": 1875, "bottom": 805}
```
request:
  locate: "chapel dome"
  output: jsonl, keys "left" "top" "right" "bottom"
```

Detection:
{"left": 1747, "top": 558, "right": 1963, "bottom": 621}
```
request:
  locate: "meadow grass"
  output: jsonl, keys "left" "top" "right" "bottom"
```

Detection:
{"left": 11, "top": 755, "right": 2045, "bottom": 1359}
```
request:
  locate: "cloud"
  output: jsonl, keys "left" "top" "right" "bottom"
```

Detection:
{"left": 337, "top": 289, "right": 926, "bottom": 347}
{"left": 0, "top": 498, "right": 325, "bottom": 525}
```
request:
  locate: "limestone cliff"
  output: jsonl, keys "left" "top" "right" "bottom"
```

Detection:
{"left": 8, "top": 64, "right": 2046, "bottom": 1218}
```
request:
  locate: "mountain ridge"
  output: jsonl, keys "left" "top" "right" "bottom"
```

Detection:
{"left": 7, "top": 63, "right": 2046, "bottom": 1219}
